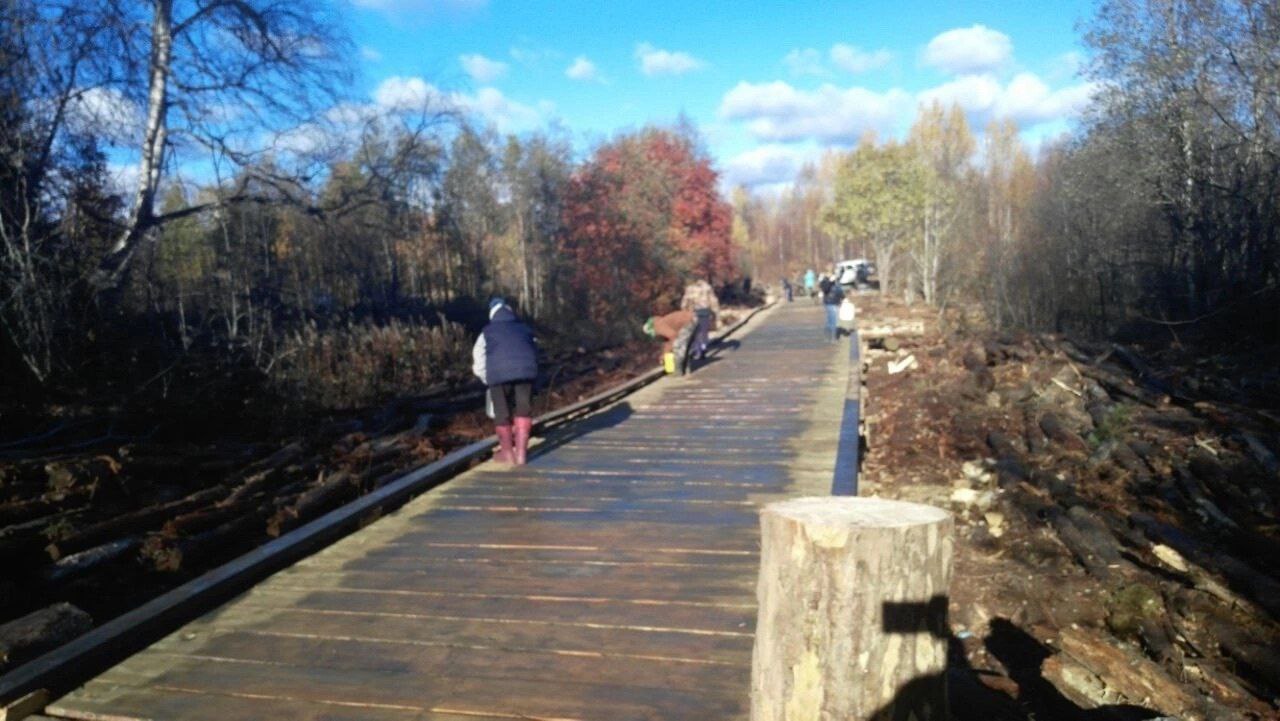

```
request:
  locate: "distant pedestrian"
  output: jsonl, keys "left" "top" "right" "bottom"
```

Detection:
{"left": 680, "top": 279, "right": 720, "bottom": 361}
{"left": 803, "top": 268, "right": 817, "bottom": 302}
{"left": 819, "top": 275, "right": 844, "bottom": 342}
{"left": 472, "top": 298, "right": 538, "bottom": 465}
{"left": 781, "top": 277, "right": 793, "bottom": 302}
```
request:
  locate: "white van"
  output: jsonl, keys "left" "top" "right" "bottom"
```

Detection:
{"left": 834, "top": 259, "right": 874, "bottom": 288}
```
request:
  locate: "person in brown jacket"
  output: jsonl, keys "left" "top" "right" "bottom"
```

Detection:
{"left": 646, "top": 309, "right": 695, "bottom": 354}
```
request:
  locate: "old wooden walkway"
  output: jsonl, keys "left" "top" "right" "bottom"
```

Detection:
{"left": 44, "top": 303, "right": 851, "bottom": 721}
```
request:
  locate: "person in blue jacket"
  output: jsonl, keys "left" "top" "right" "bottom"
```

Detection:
{"left": 471, "top": 298, "right": 538, "bottom": 465}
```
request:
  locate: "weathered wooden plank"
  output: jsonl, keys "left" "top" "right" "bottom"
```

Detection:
{"left": 49, "top": 683, "right": 518, "bottom": 721}
{"left": 85, "top": 649, "right": 748, "bottom": 721}
{"left": 238, "top": 585, "right": 756, "bottom": 633}
{"left": 148, "top": 608, "right": 754, "bottom": 666}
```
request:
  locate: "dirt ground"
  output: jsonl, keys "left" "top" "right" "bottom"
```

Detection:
{"left": 855, "top": 294, "right": 1280, "bottom": 720}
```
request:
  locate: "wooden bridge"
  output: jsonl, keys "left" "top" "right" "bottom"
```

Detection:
{"left": 20, "top": 303, "right": 859, "bottom": 721}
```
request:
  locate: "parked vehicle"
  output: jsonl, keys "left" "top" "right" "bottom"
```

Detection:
{"left": 834, "top": 259, "right": 875, "bottom": 289}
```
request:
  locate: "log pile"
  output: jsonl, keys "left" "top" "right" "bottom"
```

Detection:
{"left": 857, "top": 295, "right": 1280, "bottom": 719}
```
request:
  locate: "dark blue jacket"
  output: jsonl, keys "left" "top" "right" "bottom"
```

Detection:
{"left": 482, "top": 307, "right": 538, "bottom": 385}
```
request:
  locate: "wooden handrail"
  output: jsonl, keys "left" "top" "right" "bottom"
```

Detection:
{"left": 831, "top": 329, "right": 862, "bottom": 495}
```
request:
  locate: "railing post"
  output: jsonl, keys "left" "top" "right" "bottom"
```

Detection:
{"left": 831, "top": 330, "right": 861, "bottom": 495}
{"left": 750, "top": 497, "right": 953, "bottom": 720}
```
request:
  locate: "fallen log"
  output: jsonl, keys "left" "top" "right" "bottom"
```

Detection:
{"left": 1109, "top": 344, "right": 1178, "bottom": 396}
{"left": 1077, "top": 364, "right": 1168, "bottom": 408}
{"left": 1039, "top": 413, "right": 1090, "bottom": 454}
{"left": 1022, "top": 409, "right": 1049, "bottom": 454}
{"left": 221, "top": 466, "right": 292, "bottom": 505}
{"left": 1208, "top": 619, "right": 1280, "bottom": 699}
{"left": 44, "top": 487, "right": 224, "bottom": 561}
{"left": 986, "top": 431, "right": 1026, "bottom": 461}
{"left": 42, "top": 457, "right": 119, "bottom": 494}
{"left": 162, "top": 500, "right": 258, "bottom": 538}
{"left": 1239, "top": 432, "right": 1279, "bottom": 480}
{"left": 141, "top": 509, "right": 268, "bottom": 573}
{"left": 1172, "top": 466, "right": 1238, "bottom": 530}
{"left": 0, "top": 604, "right": 93, "bottom": 673}
{"left": 0, "top": 487, "right": 95, "bottom": 527}
{"left": 40, "top": 537, "right": 140, "bottom": 585}
{"left": 0, "top": 461, "right": 46, "bottom": 492}
{"left": 246, "top": 440, "right": 306, "bottom": 471}
{"left": 1047, "top": 506, "right": 1123, "bottom": 580}
{"left": 265, "top": 471, "right": 359, "bottom": 538}
{"left": 1048, "top": 626, "right": 1206, "bottom": 719}
{"left": 0, "top": 511, "right": 89, "bottom": 569}
{"left": 1130, "top": 513, "right": 1280, "bottom": 620}
{"left": 1111, "top": 442, "right": 1151, "bottom": 479}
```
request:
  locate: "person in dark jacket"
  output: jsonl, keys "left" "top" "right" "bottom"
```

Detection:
{"left": 472, "top": 298, "right": 538, "bottom": 465}
{"left": 819, "top": 275, "right": 844, "bottom": 342}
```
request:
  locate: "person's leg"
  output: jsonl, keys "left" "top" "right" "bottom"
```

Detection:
{"left": 824, "top": 304, "right": 838, "bottom": 341}
{"left": 672, "top": 322, "right": 695, "bottom": 374}
{"left": 511, "top": 382, "right": 533, "bottom": 465}
{"left": 693, "top": 309, "right": 711, "bottom": 359}
{"left": 489, "top": 385, "right": 515, "bottom": 463}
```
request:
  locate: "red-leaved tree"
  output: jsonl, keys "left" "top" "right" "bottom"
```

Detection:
{"left": 558, "top": 127, "right": 734, "bottom": 340}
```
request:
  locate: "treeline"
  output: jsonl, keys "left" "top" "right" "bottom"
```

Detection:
{"left": 739, "top": 0, "right": 1279, "bottom": 342}
{"left": 0, "top": 0, "right": 735, "bottom": 411}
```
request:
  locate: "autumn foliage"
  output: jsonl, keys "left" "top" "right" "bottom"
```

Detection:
{"left": 559, "top": 128, "right": 734, "bottom": 337}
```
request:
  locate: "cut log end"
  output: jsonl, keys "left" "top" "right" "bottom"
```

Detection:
{"left": 752, "top": 496, "right": 953, "bottom": 721}
{"left": 766, "top": 496, "right": 950, "bottom": 531}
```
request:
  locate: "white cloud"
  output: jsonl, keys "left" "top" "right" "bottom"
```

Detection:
{"left": 829, "top": 44, "right": 892, "bottom": 74}
{"left": 1047, "top": 50, "right": 1085, "bottom": 82}
{"left": 458, "top": 87, "right": 543, "bottom": 132}
{"left": 783, "top": 48, "right": 827, "bottom": 77}
{"left": 108, "top": 161, "right": 140, "bottom": 195}
{"left": 350, "top": 0, "right": 486, "bottom": 13}
{"left": 917, "top": 74, "right": 1004, "bottom": 115}
{"left": 719, "top": 80, "right": 913, "bottom": 143}
{"left": 68, "top": 87, "right": 142, "bottom": 145}
{"left": 723, "top": 144, "right": 818, "bottom": 188}
{"left": 565, "top": 56, "right": 600, "bottom": 82}
{"left": 360, "top": 46, "right": 383, "bottom": 62}
{"left": 922, "top": 24, "right": 1012, "bottom": 75}
{"left": 919, "top": 72, "right": 1097, "bottom": 127}
{"left": 717, "top": 68, "right": 1096, "bottom": 155}
{"left": 372, "top": 76, "right": 547, "bottom": 133}
{"left": 460, "top": 53, "right": 508, "bottom": 83}
{"left": 635, "top": 43, "right": 704, "bottom": 76}
{"left": 373, "top": 76, "right": 443, "bottom": 110}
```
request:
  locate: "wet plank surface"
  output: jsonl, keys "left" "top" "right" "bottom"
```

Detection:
{"left": 47, "top": 303, "right": 846, "bottom": 721}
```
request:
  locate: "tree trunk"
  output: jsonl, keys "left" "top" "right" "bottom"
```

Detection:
{"left": 0, "top": 603, "right": 93, "bottom": 672}
{"left": 751, "top": 497, "right": 953, "bottom": 721}
{"left": 94, "top": 0, "right": 174, "bottom": 290}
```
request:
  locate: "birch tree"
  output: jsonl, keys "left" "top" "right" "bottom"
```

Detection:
{"left": 908, "top": 102, "right": 974, "bottom": 307}
{"left": 92, "top": 0, "right": 355, "bottom": 291}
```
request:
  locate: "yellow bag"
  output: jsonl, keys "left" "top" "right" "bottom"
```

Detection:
{"left": 663, "top": 352, "right": 676, "bottom": 374}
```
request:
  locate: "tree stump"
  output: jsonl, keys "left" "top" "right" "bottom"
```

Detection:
{"left": 751, "top": 497, "right": 953, "bottom": 721}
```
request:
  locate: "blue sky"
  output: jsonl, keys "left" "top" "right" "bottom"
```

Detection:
{"left": 127, "top": 0, "right": 1092, "bottom": 194}
{"left": 342, "top": 0, "right": 1100, "bottom": 189}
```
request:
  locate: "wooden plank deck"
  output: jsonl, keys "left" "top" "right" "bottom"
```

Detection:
{"left": 45, "top": 303, "right": 850, "bottom": 721}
